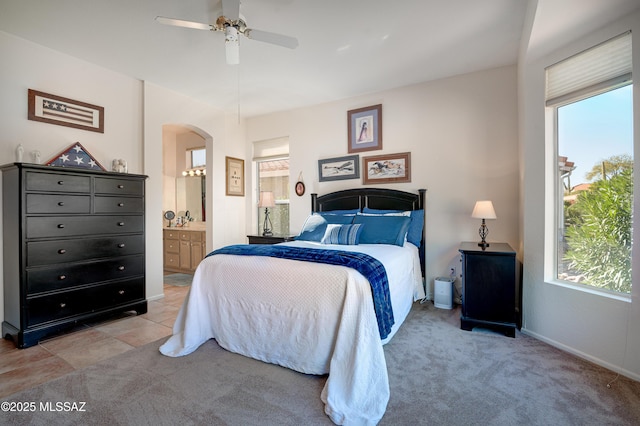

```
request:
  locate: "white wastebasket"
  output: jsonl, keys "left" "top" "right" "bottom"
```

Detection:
{"left": 434, "top": 277, "right": 454, "bottom": 309}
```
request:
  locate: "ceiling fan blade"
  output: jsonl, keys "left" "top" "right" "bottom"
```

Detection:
{"left": 155, "top": 16, "right": 213, "bottom": 31}
{"left": 222, "top": 0, "right": 240, "bottom": 21}
{"left": 244, "top": 29, "right": 298, "bottom": 49}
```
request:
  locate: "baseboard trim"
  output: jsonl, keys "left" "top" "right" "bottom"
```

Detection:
{"left": 521, "top": 327, "right": 640, "bottom": 382}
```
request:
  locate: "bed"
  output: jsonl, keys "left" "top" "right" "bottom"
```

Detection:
{"left": 160, "top": 188, "right": 426, "bottom": 425}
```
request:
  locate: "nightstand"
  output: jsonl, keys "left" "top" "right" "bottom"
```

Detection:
{"left": 459, "top": 242, "right": 516, "bottom": 337}
{"left": 247, "top": 234, "right": 296, "bottom": 245}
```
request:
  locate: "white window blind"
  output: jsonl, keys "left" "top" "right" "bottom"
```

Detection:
{"left": 546, "top": 32, "right": 632, "bottom": 106}
{"left": 252, "top": 137, "right": 289, "bottom": 161}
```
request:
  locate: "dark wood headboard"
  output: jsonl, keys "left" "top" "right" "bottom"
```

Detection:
{"left": 311, "top": 188, "right": 426, "bottom": 276}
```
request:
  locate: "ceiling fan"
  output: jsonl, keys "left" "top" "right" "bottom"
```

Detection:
{"left": 155, "top": 0, "right": 298, "bottom": 65}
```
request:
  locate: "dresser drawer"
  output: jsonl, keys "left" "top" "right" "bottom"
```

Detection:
{"left": 26, "top": 277, "right": 145, "bottom": 327}
{"left": 98, "top": 277, "right": 145, "bottom": 310}
{"left": 94, "top": 196, "right": 144, "bottom": 213}
{"left": 25, "top": 171, "right": 91, "bottom": 193}
{"left": 27, "top": 255, "right": 144, "bottom": 294}
{"left": 27, "top": 235, "right": 144, "bottom": 267}
{"left": 94, "top": 177, "right": 144, "bottom": 196}
{"left": 26, "top": 194, "right": 91, "bottom": 214}
{"left": 27, "top": 215, "right": 144, "bottom": 238}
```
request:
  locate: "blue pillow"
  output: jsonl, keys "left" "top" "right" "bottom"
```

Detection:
{"left": 407, "top": 210, "right": 424, "bottom": 248}
{"left": 321, "top": 224, "right": 364, "bottom": 245}
{"left": 353, "top": 215, "right": 411, "bottom": 246}
{"left": 296, "top": 213, "right": 355, "bottom": 242}
{"left": 361, "top": 208, "right": 424, "bottom": 248}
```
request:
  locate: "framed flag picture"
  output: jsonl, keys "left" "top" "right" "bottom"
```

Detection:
{"left": 28, "top": 89, "right": 104, "bottom": 133}
{"left": 45, "top": 142, "right": 106, "bottom": 171}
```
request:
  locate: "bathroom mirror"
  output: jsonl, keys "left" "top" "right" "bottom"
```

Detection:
{"left": 176, "top": 175, "right": 206, "bottom": 222}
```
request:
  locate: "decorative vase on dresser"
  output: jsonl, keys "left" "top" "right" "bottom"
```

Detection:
{"left": 1, "top": 162, "right": 148, "bottom": 348}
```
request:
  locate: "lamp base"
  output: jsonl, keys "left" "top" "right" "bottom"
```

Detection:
{"left": 478, "top": 241, "right": 490, "bottom": 248}
{"left": 262, "top": 230, "right": 273, "bottom": 236}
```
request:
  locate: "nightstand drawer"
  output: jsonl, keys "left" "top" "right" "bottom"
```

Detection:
{"left": 247, "top": 234, "right": 295, "bottom": 245}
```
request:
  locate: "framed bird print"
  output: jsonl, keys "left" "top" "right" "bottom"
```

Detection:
{"left": 362, "top": 152, "right": 411, "bottom": 185}
{"left": 318, "top": 155, "right": 360, "bottom": 182}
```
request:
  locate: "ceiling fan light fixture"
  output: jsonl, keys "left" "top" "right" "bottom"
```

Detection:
{"left": 224, "top": 26, "right": 240, "bottom": 64}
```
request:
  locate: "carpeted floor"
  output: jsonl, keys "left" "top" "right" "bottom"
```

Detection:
{"left": 163, "top": 273, "right": 193, "bottom": 287}
{"left": 3, "top": 303, "right": 640, "bottom": 425}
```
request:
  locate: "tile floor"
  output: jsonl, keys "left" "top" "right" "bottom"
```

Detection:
{"left": 0, "top": 282, "right": 189, "bottom": 398}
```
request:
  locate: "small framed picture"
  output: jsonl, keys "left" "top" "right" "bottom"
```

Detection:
{"left": 348, "top": 104, "right": 382, "bottom": 153}
{"left": 295, "top": 181, "right": 306, "bottom": 196}
{"left": 318, "top": 155, "right": 360, "bottom": 182}
{"left": 362, "top": 152, "right": 411, "bottom": 185}
{"left": 225, "top": 156, "right": 244, "bottom": 196}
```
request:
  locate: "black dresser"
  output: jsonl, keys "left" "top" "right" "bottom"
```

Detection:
{"left": 459, "top": 242, "right": 516, "bottom": 337}
{"left": 2, "top": 163, "right": 147, "bottom": 348}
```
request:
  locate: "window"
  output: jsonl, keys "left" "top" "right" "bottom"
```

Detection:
{"left": 547, "top": 32, "right": 633, "bottom": 294}
{"left": 253, "top": 137, "right": 290, "bottom": 235}
{"left": 257, "top": 159, "right": 290, "bottom": 235}
{"left": 190, "top": 148, "right": 206, "bottom": 168}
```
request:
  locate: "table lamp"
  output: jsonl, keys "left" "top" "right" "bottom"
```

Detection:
{"left": 259, "top": 191, "right": 275, "bottom": 236}
{"left": 471, "top": 200, "right": 497, "bottom": 248}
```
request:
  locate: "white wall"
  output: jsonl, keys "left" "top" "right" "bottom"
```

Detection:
{"left": 520, "top": 10, "right": 640, "bottom": 380}
{"left": 143, "top": 83, "right": 247, "bottom": 300}
{"left": 246, "top": 65, "right": 520, "bottom": 298}
{"left": 0, "top": 30, "right": 251, "bottom": 324}
{"left": 0, "top": 31, "right": 143, "bottom": 324}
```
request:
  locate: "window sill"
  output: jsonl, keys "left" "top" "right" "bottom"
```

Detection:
{"left": 546, "top": 279, "right": 632, "bottom": 303}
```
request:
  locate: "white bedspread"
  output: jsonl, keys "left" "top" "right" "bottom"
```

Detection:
{"left": 159, "top": 241, "right": 424, "bottom": 425}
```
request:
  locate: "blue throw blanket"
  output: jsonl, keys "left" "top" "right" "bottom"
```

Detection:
{"left": 207, "top": 244, "right": 395, "bottom": 339}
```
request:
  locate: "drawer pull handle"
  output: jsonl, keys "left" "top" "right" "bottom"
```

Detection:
{"left": 60, "top": 303, "right": 66, "bottom": 308}
{"left": 58, "top": 202, "right": 65, "bottom": 206}
{"left": 58, "top": 275, "right": 66, "bottom": 280}
{"left": 118, "top": 202, "right": 124, "bottom": 207}
{"left": 118, "top": 266, "right": 125, "bottom": 271}
{"left": 118, "top": 290, "right": 125, "bottom": 295}
{"left": 58, "top": 181, "right": 64, "bottom": 185}
{"left": 117, "top": 184, "right": 124, "bottom": 189}
{"left": 117, "top": 243, "right": 125, "bottom": 248}
{"left": 57, "top": 224, "right": 65, "bottom": 229}
{"left": 117, "top": 222, "right": 125, "bottom": 226}
{"left": 58, "top": 249, "right": 66, "bottom": 254}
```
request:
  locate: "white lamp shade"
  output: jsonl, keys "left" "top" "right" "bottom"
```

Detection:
{"left": 471, "top": 200, "right": 497, "bottom": 219}
{"left": 259, "top": 191, "right": 275, "bottom": 208}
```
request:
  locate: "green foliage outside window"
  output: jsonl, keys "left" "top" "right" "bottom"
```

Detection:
{"left": 564, "top": 165, "right": 632, "bottom": 293}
